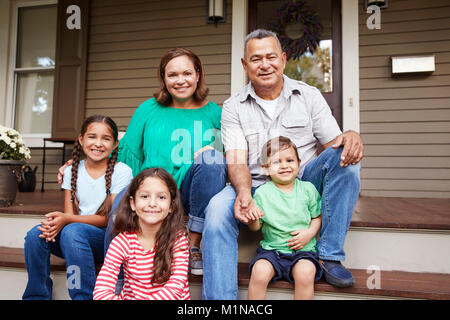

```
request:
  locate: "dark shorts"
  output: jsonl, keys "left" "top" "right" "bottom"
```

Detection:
{"left": 249, "top": 247, "right": 324, "bottom": 284}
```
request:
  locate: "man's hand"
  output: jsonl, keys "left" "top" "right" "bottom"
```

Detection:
{"left": 246, "top": 205, "right": 264, "bottom": 231}
{"left": 331, "top": 131, "right": 364, "bottom": 167}
{"left": 234, "top": 191, "right": 254, "bottom": 224}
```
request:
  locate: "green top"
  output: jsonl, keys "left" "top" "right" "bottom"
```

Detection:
{"left": 118, "top": 98, "right": 222, "bottom": 187}
{"left": 253, "top": 179, "right": 322, "bottom": 254}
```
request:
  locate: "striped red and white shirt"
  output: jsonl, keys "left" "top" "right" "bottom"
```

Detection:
{"left": 94, "top": 231, "right": 190, "bottom": 300}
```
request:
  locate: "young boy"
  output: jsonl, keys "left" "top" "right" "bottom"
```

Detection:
{"left": 246, "top": 136, "right": 323, "bottom": 300}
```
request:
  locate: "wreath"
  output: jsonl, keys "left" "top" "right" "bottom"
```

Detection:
{"left": 266, "top": 0, "right": 323, "bottom": 60}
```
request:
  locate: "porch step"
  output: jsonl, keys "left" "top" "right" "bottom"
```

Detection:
{"left": 1, "top": 191, "right": 450, "bottom": 275}
{"left": 2, "top": 247, "right": 449, "bottom": 300}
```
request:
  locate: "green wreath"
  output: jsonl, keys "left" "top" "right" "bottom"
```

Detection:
{"left": 266, "top": 0, "right": 322, "bottom": 60}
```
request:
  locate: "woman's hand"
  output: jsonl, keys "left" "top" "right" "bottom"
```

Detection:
{"left": 234, "top": 191, "right": 255, "bottom": 224}
{"left": 38, "top": 212, "right": 69, "bottom": 242}
{"left": 57, "top": 159, "right": 73, "bottom": 185}
{"left": 193, "top": 145, "right": 215, "bottom": 161}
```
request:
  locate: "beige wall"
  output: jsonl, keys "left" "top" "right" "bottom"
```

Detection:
{"left": 359, "top": 0, "right": 450, "bottom": 198}
{"left": 85, "top": 0, "right": 232, "bottom": 130}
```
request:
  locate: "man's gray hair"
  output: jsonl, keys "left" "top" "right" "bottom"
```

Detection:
{"left": 244, "top": 29, "right": 282, "bottom": 56}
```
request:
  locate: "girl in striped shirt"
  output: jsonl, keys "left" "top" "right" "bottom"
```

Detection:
{"left": 93, "top": 168, "right": 190, "bottom": 300}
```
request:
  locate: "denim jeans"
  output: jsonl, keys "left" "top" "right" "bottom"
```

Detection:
{"left": 23, "top": 223, "right": 105, "bottom": 300}
{"left": 201, "top": 146, "right": 360, "bottom": 299}
{"left": 180, "top": 149, "right": 227, "bottom": 234}
{"left": 104, "top": 149, "right": 227, "bottom": 252}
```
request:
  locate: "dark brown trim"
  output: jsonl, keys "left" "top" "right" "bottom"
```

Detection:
{"left": 323, "top": 0, "right": 342, "bottom": 128}
{"left": 247, "top": 0, "right": 343, "bottom": 129}
{"left": 51, "top": 0, "right": 90, "bottom": 139}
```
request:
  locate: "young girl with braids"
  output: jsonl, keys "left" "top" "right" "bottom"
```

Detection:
{"left": 23, "top": 115, "right": 133, "bottom": 300}
{"left": 93, "top": 168, "right": 190, "bottom": 300}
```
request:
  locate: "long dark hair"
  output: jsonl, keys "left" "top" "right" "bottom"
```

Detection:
{"left": 113, "top": 168, "right": 186, "bottom": 284}
{"left": 70, "top": 115, "right": 119, "bottom": 217}
{"left": 154, "top": 47, "right": 209, "bottom": 106}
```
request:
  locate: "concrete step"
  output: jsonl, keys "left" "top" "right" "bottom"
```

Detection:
{"left": 2, "top": 211, "right": 450, "bottom": 275}
{"left": 238, "top": 226, "right": 450, "bottom": 274}
{"left": 0, "top": 213, "right": 42, "bottom": 249}
{"left": 2, "top": 247, "right": 450, "bottom": 300}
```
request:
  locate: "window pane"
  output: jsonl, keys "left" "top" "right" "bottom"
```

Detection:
{"left": 14, "top": 72, "right": 54, "bottom": 134}
{"left": 16, "top": 5, "right": 57, "bottom": 68}
{"left": 256, "top": 0, "right": 333, "bottom": 92}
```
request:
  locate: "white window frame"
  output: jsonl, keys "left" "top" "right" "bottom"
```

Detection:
{"left": 6, "top": 0, "right": 60, "bottom": 148}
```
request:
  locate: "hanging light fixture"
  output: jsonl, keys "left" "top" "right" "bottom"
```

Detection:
{"left": 365, "top": 0, "right": 388, "bottom": 9}
{"left": 207, "top": 0, "right": 226, "bottom": 24}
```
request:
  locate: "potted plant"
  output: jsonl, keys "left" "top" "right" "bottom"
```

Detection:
{"left": 0, "top": 125, "right": 31, "bottom": 207}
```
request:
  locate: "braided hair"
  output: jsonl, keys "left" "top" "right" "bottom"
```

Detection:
{"left": 70, "top": 115, "right": 119, "bottom": 216}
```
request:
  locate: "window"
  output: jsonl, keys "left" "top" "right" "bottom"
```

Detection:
{"left": 11, "top": 2, "right": 57, "bottom": 144}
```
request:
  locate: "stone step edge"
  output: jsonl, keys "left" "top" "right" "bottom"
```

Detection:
{"left": 2, "top": 246, "right": 449, "bottom": 300}
{"left": 2, "top": 212, "right": 450, "bottom": 233}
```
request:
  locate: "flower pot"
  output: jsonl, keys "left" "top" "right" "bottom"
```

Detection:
{"left": 0, "top": 160, "right": 25, "bottom": 207}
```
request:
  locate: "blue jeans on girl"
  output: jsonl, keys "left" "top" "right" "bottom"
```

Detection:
{"left": 201, "top": 146, "right": 361, "bottom": 299}
{"left": 23, "top": 223, "right": 105, "bottom": 300}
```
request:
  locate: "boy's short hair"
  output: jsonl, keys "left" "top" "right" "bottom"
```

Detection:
{"left": 260, "top": 136, "right": 300, "bottom": 166}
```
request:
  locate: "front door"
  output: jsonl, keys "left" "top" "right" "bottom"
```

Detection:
{"left": 248, "top": 0, "right": 342, "bottom": 128}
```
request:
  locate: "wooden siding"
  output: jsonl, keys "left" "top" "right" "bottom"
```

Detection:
{"left": 85, "top": 0, "right": 232, "bottom": 130}
{"left": 359, "top": 0, "right": 450, "bottom": 198}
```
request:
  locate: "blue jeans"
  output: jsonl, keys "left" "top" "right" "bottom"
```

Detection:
{"left": 201, "top": 146, "right": 360, "bottom": 299}
{"left": 180, "top": 149, "right": 227, "bottom": 234}
{"left": 23, "top": 223, "right": 105, "bottom": 300}
{"left": 104, "top": 149, "right": 227, "bottom": 252}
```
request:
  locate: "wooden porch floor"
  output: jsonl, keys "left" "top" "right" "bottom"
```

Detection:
{"left": 1, "top": 190, "right": 450, "bottom": 230}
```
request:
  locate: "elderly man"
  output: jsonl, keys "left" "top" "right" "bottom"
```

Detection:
{"left": 201, "top": 29, "right": 363, "bottom": 299}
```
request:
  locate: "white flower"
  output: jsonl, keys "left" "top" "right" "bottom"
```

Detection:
{"left": 0, "top": 125, "right": 31, "bottom": 160}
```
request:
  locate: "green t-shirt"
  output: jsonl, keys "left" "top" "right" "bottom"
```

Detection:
{"left": 118, "top": 98, "right": 222, "bottom": 187}
{"left": 253, "top": 179, "right": 322, "bottom": 254}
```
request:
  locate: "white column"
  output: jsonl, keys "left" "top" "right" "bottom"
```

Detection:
{"left": 231, "top": 0, "right": 248, "bottom": 95}
{"left": 341, "top": 0, "right": 360, "bottom": 132}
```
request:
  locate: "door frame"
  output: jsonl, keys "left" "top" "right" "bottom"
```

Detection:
{"left": 247, "top": 0, "right": 343, "bottom": 128}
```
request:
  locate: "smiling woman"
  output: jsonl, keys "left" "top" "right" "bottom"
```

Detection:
{"left": 102, "top": 47, "right": 228, "bottom": 280}
{"left": 155, "top": 48, "right": 209, "bottom": 109}
{"left": 163, "top": 56, "right": 200, "bottom": 108}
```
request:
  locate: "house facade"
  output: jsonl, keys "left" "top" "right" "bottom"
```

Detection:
{"left": 1, "top": 0, "right": 449, "bottom": 198}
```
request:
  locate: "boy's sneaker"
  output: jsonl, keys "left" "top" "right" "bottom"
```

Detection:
{"left": 189, "top": 247, "right": 203, "bottom": 276}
